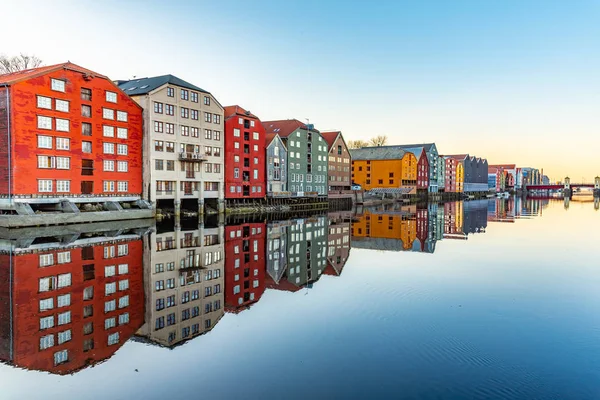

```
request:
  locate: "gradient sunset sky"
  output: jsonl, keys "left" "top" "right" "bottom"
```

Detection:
{"left": 2, "top": 0, "right": 599, "bottom": 181}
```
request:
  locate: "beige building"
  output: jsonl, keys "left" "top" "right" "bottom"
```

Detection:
{"left": 136, "top": 223, "right": 224, "bottom": 347}
{"left": 118, "top": 75, "right": 224, "bottom": 214}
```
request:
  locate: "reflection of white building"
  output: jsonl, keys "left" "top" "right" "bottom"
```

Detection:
{"left": 137, "top": 224, "right": 224, "bottom": 347}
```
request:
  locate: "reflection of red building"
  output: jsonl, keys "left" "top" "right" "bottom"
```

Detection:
{"left": 443, "top": 202, "right": 465, "bottom": 239}
{"left": 0, "top": 238, "right": 144, "bottom": 374}
{"left": 224, "top": 223, "right": 266, "bottom": 312}
{"left": 324, "top": 214, "right": 351, "bottom": 276}
{"left": 415, "top": 207, "right": 428, "bottom": 251}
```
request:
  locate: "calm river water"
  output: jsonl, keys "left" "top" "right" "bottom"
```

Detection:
{"left": 0, "top": 197, "right": 599, "bottom": 399}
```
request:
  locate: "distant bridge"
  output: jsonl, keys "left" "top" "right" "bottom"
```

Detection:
{"left": 527, "top": 183, "right": 595, "bottom": 191}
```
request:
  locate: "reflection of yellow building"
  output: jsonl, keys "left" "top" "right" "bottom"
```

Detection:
{"left": 457, "top": 163, "right": 464, "bottom": 193}
{"left": 351, "top": 147, "right": 417, "bottom": 191}
{"left": 351, "top": 210, "right": 416, "bottom": 250}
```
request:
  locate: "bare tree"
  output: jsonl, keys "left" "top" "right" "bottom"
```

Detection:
{"left": 347, "top": 140, "right": 368, "bottom": 149}
{"left": 368, "top": 135, "right": 388, "bottom": 147}
{"left": 0, "top": 54, "right": 43, "bottom": 74}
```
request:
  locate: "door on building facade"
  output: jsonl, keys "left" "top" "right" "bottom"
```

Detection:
{"left": 81, "top": 181, "right": 93, "bottom": 194}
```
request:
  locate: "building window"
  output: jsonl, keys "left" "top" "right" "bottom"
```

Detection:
{"left": 38, "top": 135, "right": 53, "bottom": 149}
{"left": 51, "top": 78, "right": 65, "bottom": 92}
{"left": 81, "top": 87, "right": 92, "bottom": 101}
{"left": 53, "top": 350, "right": 68, "bottom": 366}
{"left": 56, "top": 180, "right": 70, "bottom": 192}
{"left": 204, "top": 112, "right": 212, "bottom": 123}
{"left": 214, "top": 114, "right": 221, "bottom": 124}
{"left": 154, "top": 102, "right": 163, "bottom": 113}
{"left": 204, "top": 96, "right": 210, "bottom": 105}
{"left": 57, "top": 311, "right": 71, "bottom": 325}
{"left": 253, "top": 132, "right": 259, "bottom": 140}
{"left": 181, "top": 126, "right": 190, "bottom": 136}
{"left": 191, "top": 92, "right": 198, "bottom": 102}
{"left": 55, "top": 118, "right": 69, "bottom": 132}
{"left": 117, "top": 127, "right": 128, "bottom": 139}
{"left": 105, "top": 317, "right": 116, "bottom": 330}
{"left": 37, "top": 95, "right": 52, "bottom": 109}
{"left": 38, "top": 180, "right": 53, "bottom": 192}
{"left": 181, "top": 89, "right": 189, "bottom": 100}
{"left": 105, "top": 91, "right": 117, "bottom": 103}
{"left": 82, "top": 141, "right": 92, "bottom": 153}
{"left": 191, "top": 109, "right": 198, "bottom": 120}
{"left": 58, "top": 330, "right": 72, "bottom": 345}
{"left": 165, "top": 104, "right": 174, "bottom": 115}
{"left": 40, "top": 334, "right": 54, "bottom": 350}
{"left": 181, "top": 107, "right": 189, "bottom": 119}
{"left": 116, "top": 111, "right": 127, "bottom": 122}
{"left": 103, "top": 181, "right": 115, "bottom": 192}
{"left": 103, "top": 108, "right": 114, "bottom": 120}
{"left": 108, "top": 332, "right": 120, "bottom": 346}
{"left": 103, "top": 125, "right": 115, "bottom": 137}
{"left": 37, "top": 115, "right": 52, "bottom": 130}
{"left": 117, "top": 181, "right": 128, "bottom": 192}
{"left": 56, "top": 137, "right": 70, "bottom": 150}
{"left": 103, "top": 143, "right": 115, "bottom": 154}
{"left": 117, "top": 144, "right": 128, "bottom": 155}
{"left": 167, "top": 87, "right": 174, "bottom": 97}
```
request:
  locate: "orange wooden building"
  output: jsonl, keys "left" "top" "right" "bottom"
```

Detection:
{"left": 350, "top": 147, "right": 417, "bottom": 192}
{"left": 0, "top": 62, "right": 143, "bottom": 213}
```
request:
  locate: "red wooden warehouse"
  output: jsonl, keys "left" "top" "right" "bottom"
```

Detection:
{"left": 0, "top": 62, "right": 143, "bottom": 213}
{"left": 223, "top": 106, "right": 266, "bottom": 200}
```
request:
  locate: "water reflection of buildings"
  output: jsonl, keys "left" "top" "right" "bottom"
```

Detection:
{"left": 0, "top": 228, "right": 147, "bottom": 374}
{"left": 224, "top": 222, "right": 266, "bottom": 313}
{"left": 266, "top": 216, "right": 328, "bottom": 292}
{"left": 136, "top": 223, "right": 224, "bottom": 348}
{"left": 324, "top": 211, "right": 352, "bottom": 276}
{"left": 352, "top": 201, "right": 488, "bottom": 251}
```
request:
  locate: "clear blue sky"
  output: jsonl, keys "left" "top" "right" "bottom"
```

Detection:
{"left": 2, "top": 0, "right": 599, "bottom": 180}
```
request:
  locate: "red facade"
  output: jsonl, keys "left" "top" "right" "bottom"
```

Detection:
{"left": 416, "top": 148, "right": 429, "bottom": 190}
{"left": 223, "top": 106, "right": 266, "bottom": 199}
{"left": 445, "top": 158, "right": 458, "bottom": 192}
{"left": 0, "top": 63, "right": 143, "bottom": 199}
{"left": 224, "top": 223, "right": 266, "bottom": 312}
{"left": 0, "top": 238, "right": 144, "bottom": 374}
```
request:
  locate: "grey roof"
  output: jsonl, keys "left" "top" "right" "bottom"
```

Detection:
{"left": 397, "top": 143, "right": 436, "bottom": 152}
{"left": 349, "top": 146, "right": 407, "bottom": 161}
{"left": 117, "top": 74, "right": 208, "bottom": 96}
{"left": 351, "top": 237, "right": 405, "bottom": 252}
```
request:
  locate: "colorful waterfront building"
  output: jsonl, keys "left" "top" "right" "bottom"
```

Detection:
{"left": 320, "top": 131, "right": 352, "bottom": 194}
{"left": 0, "top": 63, "right": 144, "bottom": 214}
{"left": 446, "top": 154, "right": 488, "bottom": 192}
{"left": 489, "top": 164, "right": 516, "bottom": 189}
{"left": 263, "top": 120, "right": 328, "bottom": 197}
{"left": 350, "top": 146, "right": 417, "bottom": 192}
{"left": 223, "top": 106, "right": 266, "bottom": 200}
{"left": 224, "top": 223, "right": 266, "bottom": 313}
{"left": 117, "top": 75, "right": 224, "bottom": 214}
{"left": 265, "top": 220, "right": 290, "bottom": 285}
{"left": 488, "top": 166, "right": 505, "bottom": 192}
{"left": 325, "top": 211, "right": 352, "bottom": 276}
{"left": 0, "top": 234, "right": 144, "bottom": 374}
{"left": 397, "top": 143, "right": 439, "bottom": 192}
{"left": 401, "top": 146, "right": 430, "bottom": 191}
{"left": 444, "top": 157, "right": 464, "bottom": 193}
{"left": 265, "top": 133, "right": 288, "bottom": 196}
{"left": 437, "top": 155, "right": 446, "bottom": 192}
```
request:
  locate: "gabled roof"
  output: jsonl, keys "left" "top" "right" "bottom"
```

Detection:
{"left": 0, "top": 62, "right": 107, "bottom": 85}
{"left": 265, "top": 133, "right": 286, "bottom": 150}
{"left": 224, "top": 105, "right": 258, "bottom": 120}
{"left": 489, "top": 164, "right": 516, "bottom": 170}
{"left": 263, "top": 119, "right": 315, "bottom": 137}
{"left": 320, "top": 131, "right": 341, "bottom": 149}
{"left": 399, "top": 146, "right": 426, "bottom": 160}
{"left": 396, "top": 143, "right": 437, "bottom": 152}
{"left": 350, "top": 146, "right": 407, "bottom": 161}
{"left": 446, "top": 154, "right": 469, "bottom": 161}
{"left": 117, "top": 74, "right": 208, "bottom": 96}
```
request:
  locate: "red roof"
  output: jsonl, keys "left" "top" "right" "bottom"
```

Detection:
{"left": 320, "top": 131, "right": 341, "bottom": 149}
{"left": 223, "top": 105, "right": 259, "bottom": 120}
{"left": 489, "top": 164, "right": 516, "bottom": 170}
{"left": 262, "top": 119, "right": 307, "bottom": 137}
{"left": 445, "top": 154, "right": 469, "bottom": 161}
{"left": 0, "top": 62, "right": 107, "bottom": 85}
{"left": 265, "top": 133, "right": 280, "bottom": 147}
{"left": 488, "top": 166, "right": 501, "bottom": 173}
